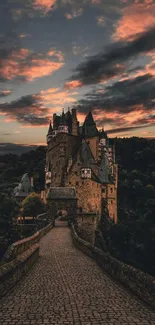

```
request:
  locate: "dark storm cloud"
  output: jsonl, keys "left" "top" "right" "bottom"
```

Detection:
{"left": 0, "top": 95, "right": 49, "bottom": 125}
{"left": 67, "top": 26, "right": 155, "bottom": 86}
{"left": 106, "top": 124, "right": 155, "bottom": 135}
{"left": 74, "top": 73, "right": 155, "bottom": 115}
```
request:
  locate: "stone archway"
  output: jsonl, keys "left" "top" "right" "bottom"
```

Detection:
{"left": 46, "top": 187, "right": 77, "bottom": 224}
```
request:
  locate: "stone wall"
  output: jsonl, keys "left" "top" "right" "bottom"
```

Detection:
{"left": 71, "top": 224, "right": 155, "bottom": 310}
{"left": 1, "top": 223, "right": 53, "bottom": 264}
{"left": 76, "top": 212, "right": 98, "bottom": 244}
{"left": 0, "top": 223, "right": 53, "bottom": 298}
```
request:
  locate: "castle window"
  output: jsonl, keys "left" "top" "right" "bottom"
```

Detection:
{"left": 76, "top": 181, "right": 79, "bottom": 186}
{"left": 81, "top": 168, "right": 91, "bottom": 179}
{"left": 111, "top": 200, "right": 113, "bottom": 204}
{"left": 111, "top": 187, "right": 113, "bottom": 193}
{"left": 69, "top": 182, "right": 71, "bottom": 185}
{"left": 75, "top": 171, "right": 77, "bottom": 175}
{"left": 102, "top": 188, "right": 105, "bottom": 193}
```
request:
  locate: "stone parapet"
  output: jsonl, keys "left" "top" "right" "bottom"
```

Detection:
{"left": 71, "top": 224, "right": 155, "bottom": 310}
{"left": 0, "top": 244, "right": 39, "bottom": 298}
{"left": 1, "top": 223, "right": 53, "bottom": 264}
{"left": 0, "top": 223, "right": 53, "bottom": 298}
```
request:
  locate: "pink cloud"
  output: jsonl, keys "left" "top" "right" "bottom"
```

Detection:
{"left": 38, "top": 87, "right": 78, "bottom": 106}
{"left": 33, "top": 0, "right": 57, "bottom": 14}
{"left": 0, "top": 48, "right": 64, "bottom": 82}
{"left": 47, "top": 49, "right": 64, "bottom": 61}
{"left": 64, "top": 80, "right": 83, "bottom": 89}
{"left": 113, "top": 2, "right": 155, "bottom": 41}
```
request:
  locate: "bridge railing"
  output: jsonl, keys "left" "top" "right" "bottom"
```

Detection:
{"left": 0, "top": 221, "right": 53, "bottom": 298}
{"left": 71, "top": 223, "right": 155, "bottom": 310}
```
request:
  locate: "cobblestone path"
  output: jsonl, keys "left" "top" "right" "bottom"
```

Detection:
{"left": 0, "top": 221, "right": 155, "bottom": 325}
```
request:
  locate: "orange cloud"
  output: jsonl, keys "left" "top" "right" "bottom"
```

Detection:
{"left": 0, "top": 48, "right": 64, "bottom": 82}
{"left": 38, "top": 87, "right": 78, "bottom": 106}
{"left": 64, "top": 80, "right": 83, "bottom": 89}
{"left": 65, "top": 8, "right": 84, "bottom": 20}
{"left": 113, "top": 2, "right": 155, "bottom": 41}
{"left": 47, "top": 49, "right": 64, "bottom": 61}
{"left": 33, "top": 0, "right": 57, "bottom": 14}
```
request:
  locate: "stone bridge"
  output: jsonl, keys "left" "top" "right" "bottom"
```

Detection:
{"left": 0, "top": 220, "right": 155, "bottom": 325}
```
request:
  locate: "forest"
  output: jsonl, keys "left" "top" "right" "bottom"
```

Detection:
{"left": 0, "top": 137, "right": 155, "bottom": 275}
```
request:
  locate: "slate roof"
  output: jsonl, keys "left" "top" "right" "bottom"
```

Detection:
{"left": 80, "top": 140, "right": 96, "bottom": 167}
{"left": 82, "top": 111, "right": 99, "bottom": 137}
{"left": 47, "top": 187, "right": 77, "bottom": 199}
{"left": 98, "top": 154, "right": 109, "bottom": 183}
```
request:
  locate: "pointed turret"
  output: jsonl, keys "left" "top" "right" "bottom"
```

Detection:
{"left": 46, "top": 120, "right": 53, "bottom": 143}
{"left": 83, "top": 110, "right": 99, "bottom": 137}
{"left": 47, "top": 120, "right": 53, "bottom": 134}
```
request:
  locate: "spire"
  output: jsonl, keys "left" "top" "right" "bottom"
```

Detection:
{"left": 82, "top": 110, "right": 99, "bottom": 137}
{"left": 83, "top": 110, "right": 96, "bottom": 126}
{"left": 47, "top": 120, "right": 53, "bottom": 134}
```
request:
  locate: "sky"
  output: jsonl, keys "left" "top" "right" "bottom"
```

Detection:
{"left": 0, "top": 0, "right": 155, "bottom": 151}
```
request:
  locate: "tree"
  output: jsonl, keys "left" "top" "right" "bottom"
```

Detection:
{"left": 0, "top": 193, "right": 21, "bottom": 259}
{"left": 22, "top": 192, "right": 46, "bottom": 219}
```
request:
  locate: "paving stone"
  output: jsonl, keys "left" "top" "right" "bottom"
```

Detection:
{"left": 0, "top": 220, "right": 155, "bottom": 325}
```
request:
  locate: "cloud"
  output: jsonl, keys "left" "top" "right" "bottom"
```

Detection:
{"left": 64, "top": 80, "right": 83, "bottom": 89}
{"left": 113, "top": 1, "right": 155, "bottom": 41}
{"left": 0, "top": 94, "right": 49, "bottom": 126}
{"left": 47, "top": 49, "right": 64, "bottom": 61}
{"left": 0, "top": 89, "right": 12, "bottom": 97}
{"left": 66, "top": 26, "right": 155, "bottom": 87}
{"left": 65, "top": 8, "right": 84, "bottom": 19}
{"left": 33, "top": 0, "right": 57, "bottom": 14}
{"left": 0, "top": 86, "right": 78, "bottom": 126}
{"left": 76, "top": 73, "right": 155, "bottom": 114}
{"left": 106, "top": 124, "right": 155, "bottom": 135}
{"left": 97, "top": 16, "right": 105, "bottom": 26}
{"left": 71, "top": 73, "right": 155, "bottom": 134}
{"left": 0, "top": 47, "right": 64, "bottom": 82}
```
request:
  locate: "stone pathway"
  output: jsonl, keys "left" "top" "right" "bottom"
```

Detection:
{"left": 0, "top": 220, "right": 155, "bottom": 325}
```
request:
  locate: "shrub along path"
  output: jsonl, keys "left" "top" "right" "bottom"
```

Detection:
{"left": 0, "top": 220, "right": 155, "bottom": 325}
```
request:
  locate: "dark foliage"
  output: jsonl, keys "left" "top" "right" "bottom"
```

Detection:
{"left": 100, "top": 137, "right": 155, "bottom": 276}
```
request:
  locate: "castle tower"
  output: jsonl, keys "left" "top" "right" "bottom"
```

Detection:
{"left": 71, "top": 108, "right": 78, "bottom": 136}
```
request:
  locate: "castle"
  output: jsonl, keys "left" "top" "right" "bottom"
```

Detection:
{"left": 45, "top": 108, "right": 118, "bottom": 224}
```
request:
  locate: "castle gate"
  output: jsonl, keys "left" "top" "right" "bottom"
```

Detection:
{"left": 46, "top": 187, "right": 77, "bottom": 223}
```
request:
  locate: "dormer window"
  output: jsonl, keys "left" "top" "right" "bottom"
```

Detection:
{"left": 81, "top": 168, "right": 91, "bottom": 179}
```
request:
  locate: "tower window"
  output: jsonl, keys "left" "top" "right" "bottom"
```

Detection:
{"left": 111, "top": 187, "right": 113, "bottom": 193}
{"left": 81, "top": 168, "right": 91, "bottom": 179}
{"left": 102, "top": 188, "right": 105, "bottom": 193}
